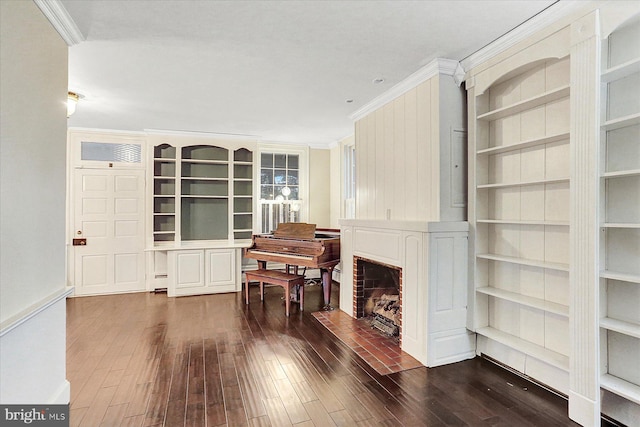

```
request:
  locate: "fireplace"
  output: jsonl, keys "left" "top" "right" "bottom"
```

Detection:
{"left": 340, "top": 219, "right": 474, "bottom": 367}
{"left": 353, "top": 257, "right": 402, "bottom": 337}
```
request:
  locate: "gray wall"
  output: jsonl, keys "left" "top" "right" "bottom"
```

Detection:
{"left": 0, "top": 0, "right": 69, "bottom": 404}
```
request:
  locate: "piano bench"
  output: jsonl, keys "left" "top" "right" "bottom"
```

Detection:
{"left": 244, "top": 269, "right": 305, "bottom": 316}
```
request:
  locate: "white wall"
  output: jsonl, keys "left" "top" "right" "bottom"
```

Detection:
{"left": 354, "top": 72, "right": 465, "bottom": 222}
{"left": 0, "top": 0, "right": 70, "bottom": 404}
{"left": 308, "top": 148, "right": 331, "bottom": 227}
{"left": 329, "top": 135, "right": 354, "bottom": 229}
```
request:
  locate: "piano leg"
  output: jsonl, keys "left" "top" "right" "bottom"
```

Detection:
{"left": 321, "top": 267, "right": 334, "bottom": 311}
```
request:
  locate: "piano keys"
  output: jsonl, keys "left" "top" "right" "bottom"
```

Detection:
{"left": 243, "top": 223, "right": 340, "bottom": 309}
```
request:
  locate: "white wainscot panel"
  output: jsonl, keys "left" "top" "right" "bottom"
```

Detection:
{"left": 207, "top": 249, "right": 235, "bottom": 285}
{"left": 0, "top": 290, "right": 71, "bottom": 404}
{"left": 176, "top": 251, "right": 204, "bottom": 289}
{"left": 477, "top": 334, "right": 527, "bottom": 373}
{"left": 353, "top": 228, "right": 401, "bottom": 265}
{"left": 168, "top": 248, "right": 242, "bottom": 296}
{"left": 340, "top": 227, "right": 354, "bottom": 318}
{"left": 526, "top": 356, "right": 569, "bottom": 395}
{"left": 401, "top": 233, "right": 423, "bottom": 360}
{"left": 429, "top": 329, "right": 476, "bottom": 367}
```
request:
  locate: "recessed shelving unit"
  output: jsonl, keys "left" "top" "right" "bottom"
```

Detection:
{"left": 477, "top": 219, "right": 569, "bottom": 226}
{"left": 232, "top": 148, "right": 254, "bottom": 240}
{"left": 150, "top": 142, "right": 255, "bottom": 244}
{"left": 601, "top": 112, "right": 640, "bottom": 131}
{"left": 599, "top": 15, "right": 640, "bottom": 407}
{"left": 476, "top": 85, "right": 570, "bottom": 122}
{"left": 152, "top": 144, "right": 177, "bottom": 243}
{"left": 476, "top": 177, "right": 569, "bottom": 189}
{"left": 147, "top": 137, "right": 257, "bottom": 298}
{"left": 476, "top": 253, "right": 569, "bottom": 272}
{"left": 476, "top": 131, "right": 569, "bottom": 156}
{"left": 476, "top": 286, "right": 569, "bottom": 317}
{"left": 471, "top": 56, "right": 572, "bottom": 380}
{"left": 600, "top": 271, "right": 640, "bottom": 283}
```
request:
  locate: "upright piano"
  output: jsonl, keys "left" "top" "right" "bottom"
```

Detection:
{"left": 243, "top": 223, "right": 340, "bottom": 309}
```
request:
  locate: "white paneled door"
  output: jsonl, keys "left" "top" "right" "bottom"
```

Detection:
{"left": 73, "top": 168, "right": 145, "bottom": 295}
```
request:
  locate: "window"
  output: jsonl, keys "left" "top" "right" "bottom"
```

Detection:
{"left": 344, "top": 144, "right": 356, "bottom": 219}
{"left": 258, "top": 149, "right": 307, "bottom": 233}
{"left": 260, "top": 152, "right": 299, "bottom": 200}
{"left": 81, "top": 141, "right": 141, "bottom": 163}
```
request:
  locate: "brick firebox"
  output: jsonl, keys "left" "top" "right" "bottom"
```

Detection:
{"left": 353, "top": 256, "right": 402, "bottom": 339}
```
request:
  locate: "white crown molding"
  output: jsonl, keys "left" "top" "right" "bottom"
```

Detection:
{"left": 349, "top": 58, "right": 461, "bottom": 122}
{"left": 307, "top": 142, "right": 335, "bottom": 150}
{"left": 68, "top": 126, "right": 147, "bottom": 137}
{"left": 34, "top": 0, "right": 84, "bottom": 46}
{"left": 460, "top": 0, "right": 592, "bottom": 74}
{"left": 144, "top": 128, "right": 260, "bottom": 141}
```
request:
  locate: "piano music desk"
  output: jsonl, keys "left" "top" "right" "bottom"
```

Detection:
{"left": 244, "top": 269, "right": 305, "bottom": 316}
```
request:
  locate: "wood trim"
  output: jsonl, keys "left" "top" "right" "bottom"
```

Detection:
{"left": 0, "top": 287, "right": 73, "bottom": 337}
{"left": 349, "top": 58, "right": 460, "bottom": 121}
{"left": 568, "top": 10, "right": 601, "bottom": 427}
{"left": 33, "top": 0, "right": 84, "bottom": 46}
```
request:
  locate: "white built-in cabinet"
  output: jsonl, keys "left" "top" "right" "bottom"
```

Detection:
{"left": 470, "top": 54, "right": 572, "bottom": 391}
{"left": 167, "top": 248, "right": 240, "bottom": 297}
{"left": 467, "top": 4, "right": 640, "bottom": 425}
{"left": 146, "top": 135, "right": 256, "bottom": 296}
{"left": 599, "top": 14, "right": 640, "bottom": 406}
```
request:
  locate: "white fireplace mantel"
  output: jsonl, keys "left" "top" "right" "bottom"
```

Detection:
{"left": 339, "top": 219, "right": 475, "bottom": 367}
{"left": 339, "top": 219, "right": 469, "bottom": 233}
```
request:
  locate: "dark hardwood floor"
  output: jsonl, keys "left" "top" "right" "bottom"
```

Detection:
{"left": 67, "top": 281, "right": 579, "bottom": 426}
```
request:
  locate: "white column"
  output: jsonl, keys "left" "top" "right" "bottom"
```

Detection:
{"left": 568, "top": 10, "right": 601, "bottom": 427}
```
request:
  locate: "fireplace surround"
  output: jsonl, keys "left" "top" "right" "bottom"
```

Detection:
{"left": 339, "top": 219, "right": 475, "bottom": 367}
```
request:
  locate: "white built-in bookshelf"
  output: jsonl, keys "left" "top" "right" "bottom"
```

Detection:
{"left": 599, "top": 15, "right": 640, "bottom": 406}
{"left": 152, "top": 143, "right": 254, "bottom": 244}
{"left": 147, "top": 136, "right": 256, "bottom": 297}
{"left": 472, "top": 56, "right": 572, "bottom": 377}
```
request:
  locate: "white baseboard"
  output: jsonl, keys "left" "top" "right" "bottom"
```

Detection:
{"left": 568, "top": 390, "right": 599, "bottom": 427}
{"left": 48, "top": 380, "right": 71, "bottom": 405}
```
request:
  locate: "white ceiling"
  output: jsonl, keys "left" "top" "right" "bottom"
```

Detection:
{"left": 62, "top": 0, "right": 559, "bottom": 146}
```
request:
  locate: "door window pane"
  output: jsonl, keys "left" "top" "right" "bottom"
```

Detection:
{"left": 81, "top": 142, "right": 141, "bottom": 163}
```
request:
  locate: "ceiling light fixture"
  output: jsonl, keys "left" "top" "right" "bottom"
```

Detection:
{"left": 67, "top": 91, "right": 80, "bottom": 117}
